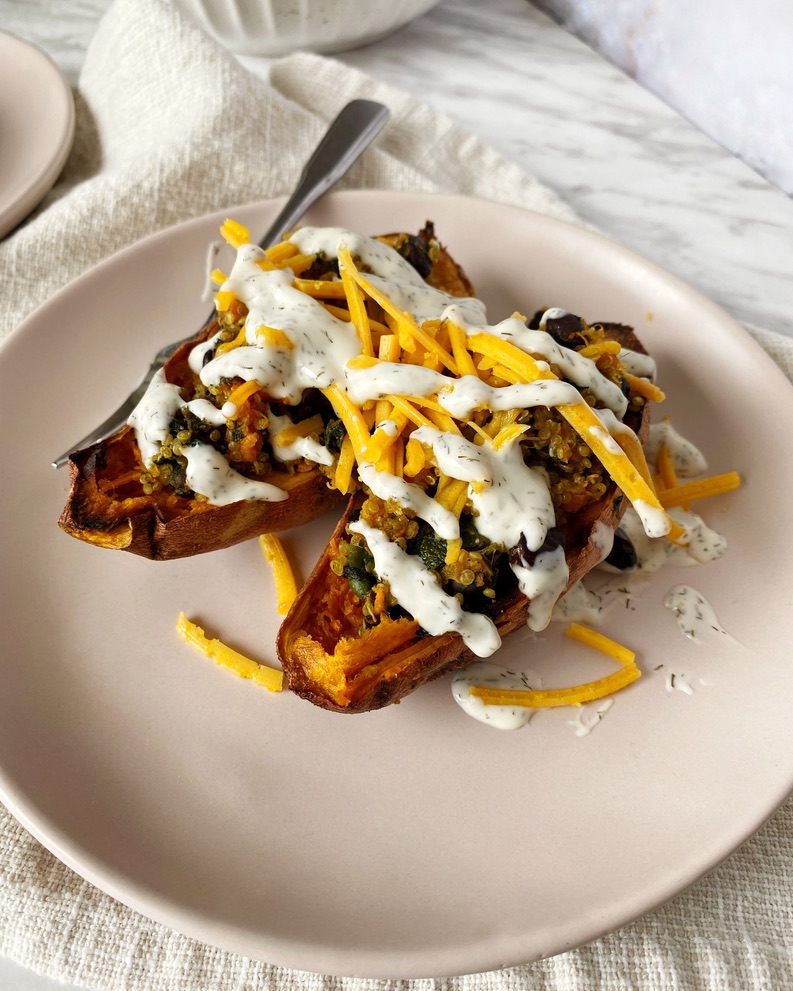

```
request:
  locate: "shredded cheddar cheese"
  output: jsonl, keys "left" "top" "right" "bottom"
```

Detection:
{"left": 339, "top": 245, "right": 374, "bottom": 357}
{"left": 657, "top": 471, "right": 741, "bottom": 508}
{"left": 470, "top": 664, "right": 640, "bottom": 709}
{"left": 334, "top": 435, "right": 356, "bottom": 494}
{"left": 256, "top": 326, "right": 294, "bottom": 350}
{"left": 220, "top": 218, "right": 251, "bottom": 249}
{"left": 265, "top": 241, "right": 299, "bottom": 264}
{"left": 320, "top": 384, "right": 372, "bottom": 463}
{"left": 655, "top": 441, "right": 679, "bottom": 491}
{"left": 470, "top": 626, "right": 640, "bottom": 709}
{"left": 564, "top": 622, "right": 636, "bottom": 665}
{"left": 465, "top": 332, "right": 671, "bottom": 537}
{"left": 224, "top": 379, "right": 264, "bottom": 416}
{"left": 259, "top": 534, "right": 298, "bottom": 615}
{"left": 624, "top": 372, "right": 666, "bottom": 403}
{"left": 176, "top": 613, "right": 283, "bottom": 691}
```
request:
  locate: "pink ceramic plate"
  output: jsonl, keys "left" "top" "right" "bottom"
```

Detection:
{"left": 0, "top": 192, "right": 791, "bottom": 978}
{"left": 0, "top": 31, "right": 74, "bottom": 239}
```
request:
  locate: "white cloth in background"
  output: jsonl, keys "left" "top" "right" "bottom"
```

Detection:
{"left": 0, "top": 0, "right": 791, "bottom": 989}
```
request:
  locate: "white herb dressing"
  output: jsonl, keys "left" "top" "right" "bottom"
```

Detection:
{"left": 588, "top": 423, "right": 624, "bottom": 457}
{"left": 369, "top": 274, "right": 487, "bottom": 327}
{"left": 590, "top": 520, "right": 616, "bottom": 564}
{"left": 200, "top": 253, "right": 360, "bottom": 401}
{"left": 611, "top": 505, "right": 727, "bottom": 572}
{"left": 184, "top": 398, "right": 227, "bottom": 427}
{"left": 127, "top": 369, "right": 184, "bottom": 465}
{"left": 128, "top": 225, "right": 671, "bottom": 667}
{"left": 618, "top": 347, "right": 656, "bottom": 379}
{"left": 408, "top": 424, "right": 571, "bottom": 630}
{"left": 346, "top": 363, "right": 585, "bottom": 417}
{"left": 349, "top": 519, "right": 501, "bottom": 657}
{"left": 511, "top": 544, "right": 570, "bottom": 631}
{"left": 268, "top": 411, "right": 334, "bottom": 467}
{"left": 456, "top": 310, "right": 629, "bottom": 417}
{"left": 552, "top": 581, "right": 612, "bottom": 625}
{"left": 451, "top": 662, "right": 541, "bottom": 730}
{"left": 664, "top": 584, "right": 733, "bottom": 643}
{"left": 437, "top": 375, "right": 583, "bottom": 420}
{"left": 568, "top": 698, "right": 615, "bottom": 736}
{"left": 646, "top": 420, "right": 708, "bottom": 477}
{"left": 357, "top": 461, "right": 459, "bottom": 540}
{"left": 182, "top": 444, "right": 287, "bottom": 506}
{"left": 411, "top": 426, "right": 556, "bottom": 551}
{"left": 343, "top": 362, "right": 447, "bottom": 405}
{"left": 592, "top": 405, "right": 638, "bottom": 441}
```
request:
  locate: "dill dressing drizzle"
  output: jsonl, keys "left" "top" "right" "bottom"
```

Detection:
{"left": 129, "top": 226, "right": 668, "bottom": 659}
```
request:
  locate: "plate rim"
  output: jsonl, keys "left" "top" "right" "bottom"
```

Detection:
{"left": 1, "top": 189, "right": 792, "bottom": 978}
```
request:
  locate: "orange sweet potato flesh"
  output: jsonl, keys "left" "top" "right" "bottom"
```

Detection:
{"left": 277, "top": 324, "right": 651, "bottom": 713}
{"left": 58, "top": 227, "right": 473, "bottom": 561}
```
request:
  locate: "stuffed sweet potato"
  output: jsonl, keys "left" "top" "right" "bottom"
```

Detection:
{"left": 58, "top": 222, "right": 476, "bottom": 560}
{"left": 277, "top": 317, "right": 667, "bottom": 713}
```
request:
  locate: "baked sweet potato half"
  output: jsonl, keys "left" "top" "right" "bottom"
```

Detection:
{"left": 58, "top": 223, "right": 475, "bottom": 560}
{"left": 278, "top": 319, "right": 660, "bottom": 713}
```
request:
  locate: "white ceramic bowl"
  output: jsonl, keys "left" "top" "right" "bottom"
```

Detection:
{"left": 173, "top": 0, "right": 442, "bottom": 56}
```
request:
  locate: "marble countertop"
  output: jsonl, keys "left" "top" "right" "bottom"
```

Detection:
{"left": 534, "top": 0, "right": 793, "bottom": 196}
{"left": 1, "top": 0, "right": 792, "bottom": 987}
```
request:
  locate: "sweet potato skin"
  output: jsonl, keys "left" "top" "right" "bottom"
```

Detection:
{"left": 59, "top": 425, "right": 344, "bottom": 560}
{"left": 278, "top": 487, "right": 629, "bottom": 713}
{"left": 278, "top": 324, "right": 652, "bottom": 713}
{"left": 58, "top": 229, "right": 474, "bottom": 561}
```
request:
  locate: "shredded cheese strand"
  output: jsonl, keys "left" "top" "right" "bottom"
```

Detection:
{"left": 564, "top": 622, "right": 636, "bottom": 665}
{"left": 334, "top": 435, "right": 356, "bottom": 494}
{"left": 343, "top": 260, "right": 459, "bottom": 374}
{"left": 656, "top": 441, "right": 679, "bottom": 491}
{"left": 321, "top": 384, "right": 372, "bottom": 463}
{"left": 471, "top": 626, "right": 639, "bottom": 709}
{"left": 292, "top": 278, "right": 348, "bottom": 299}
{"left": 466, "top": 332, "right": 671, "bottom": 537}
{"left": 470, "top": 664, "right": 639, "bottom": 708}
{"left": 624, "top": 372, "right": 666, "bottom": 403}
{"left": 338, "top": 245, "right": 374, "bottom": 357}
{"left": 259, "top": 534, "right": 298, "bottom": 615}
{"left": 220, "top": 219, "right": 250, "bottom": 249}
{"left": 225, "top": 379, "right": 264, "bottom": 416}
{"left": 176, "top": 613, "right": 283, "bottom": 691}
{"left": 657, "top": 471, "right": 741, "bottom": 508}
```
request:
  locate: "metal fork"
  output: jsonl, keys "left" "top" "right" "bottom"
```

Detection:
{"left": 52, "top": 98, "right": 390, "bottom": 469}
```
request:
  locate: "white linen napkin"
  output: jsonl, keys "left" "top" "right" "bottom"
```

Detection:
{"left": 1, "top": 1, "right": 791, "bottom": 989}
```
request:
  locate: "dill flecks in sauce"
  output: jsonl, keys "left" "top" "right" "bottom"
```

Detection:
{"left": 451, "top": 662, "right": 542, "bottom": 730}
{"left": 665, "top": 670, "right": 696, "bottom": 695}
{"left": 646, "top": 420, "right": 708, "bottom": 477}
{"left": 349, "top": 519, "right": 501, "bottom": 656}
{"left": 610, "top": 506, "right": 727, "bottom": 573}
{"left": 568, "top": 698, "right": 615, "bottom": 736}
{"left": 130, "top": 222, "right": 718, "bottom": 705}
{"left": 663, "top": 584, "right": 734, "bottom": 644}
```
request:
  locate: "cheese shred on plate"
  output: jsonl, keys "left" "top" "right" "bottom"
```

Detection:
{"left": 176, "top": 612, "right": 283, "bottom": 692}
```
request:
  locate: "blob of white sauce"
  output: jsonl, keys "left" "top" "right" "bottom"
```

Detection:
{"left": 451, "top": 662, "right": 542, "bottom": 730}
{"left": 663, "top": 584, "right": 734, "bottom": 643}
{"left": 348, "top": 519, "right": 501, "bottom": 657}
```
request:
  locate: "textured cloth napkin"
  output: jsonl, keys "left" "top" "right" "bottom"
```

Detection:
{"left": 1, "top": 0, "right": 792, "bottom": 989}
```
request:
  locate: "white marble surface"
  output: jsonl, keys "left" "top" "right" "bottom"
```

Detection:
{"left": 1, "top": 0, "right": 792, "bottom": 987}
{"left": 533, "top": 0, "right": 793, "bottom": 195}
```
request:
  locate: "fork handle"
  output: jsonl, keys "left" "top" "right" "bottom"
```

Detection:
{"left": 257, "top": 99, "right": 391, "bottom": 248}
{"left": 52, "top": 99, "right": 390, "bottom": 469}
